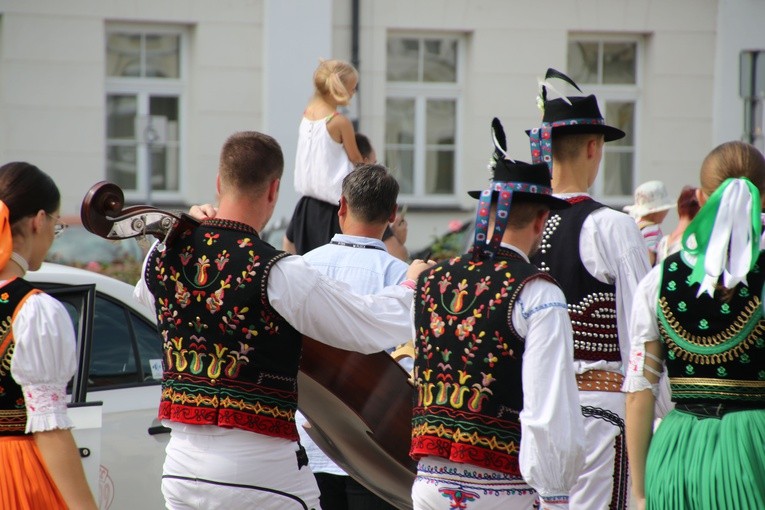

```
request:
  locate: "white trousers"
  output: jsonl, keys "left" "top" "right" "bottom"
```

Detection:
{"left": 161, "top": 424, "right": 321, "bottom": 510}
{"left": 569, "top": 391, "right": 630, "bottom": 510}
{"left": 412, "top": 457, "right": 539, "bottom": 510}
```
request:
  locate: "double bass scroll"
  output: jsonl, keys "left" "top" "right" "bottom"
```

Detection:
{"left": 80, "top": 181, "right": 198, "bottom": 245}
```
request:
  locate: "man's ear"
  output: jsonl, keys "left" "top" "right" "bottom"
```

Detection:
{"left": 387, "top": 205, "right": 397, "bottom": 224}
{"left": 338, "top": 196, "right": 349, "bottom": 218}
{"left": 267, "top": 178, "right": 280, "bottom": 203}
{"left": 534, "top": 209, "right": 550, "bottom": 235}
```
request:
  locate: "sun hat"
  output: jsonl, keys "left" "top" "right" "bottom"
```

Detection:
{"left": 623, "top": 180, "right": 674, "bottom": 217}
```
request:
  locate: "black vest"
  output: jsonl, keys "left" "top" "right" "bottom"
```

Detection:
{"left": 658, "top": 251, "right": 765, "bottom": 405}
{"left": 410, "top": 247, "right": 554, "bottom": 475}
{"left": 530, "top": 197, "right": 620, "bottom": 362}
{"left": 145, "top": 219, "right": 304, "bottom": 440}
{"left": 0, "top": 278, "right": 41, "bottom": 436}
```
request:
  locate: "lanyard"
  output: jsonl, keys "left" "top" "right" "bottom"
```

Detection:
{"left": 330, "top": 240, "right": 386, "bottom": 251}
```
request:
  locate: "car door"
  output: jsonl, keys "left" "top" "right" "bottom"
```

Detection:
{"left": 40, "top": 282, "right": 168, "bottom": 510}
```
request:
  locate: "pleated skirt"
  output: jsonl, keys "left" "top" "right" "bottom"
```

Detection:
{"left": 645, "top": 408, "right": 765, "bottom": 509}
{"left": 0, "top": 435, "right": 67, "bottom": 510}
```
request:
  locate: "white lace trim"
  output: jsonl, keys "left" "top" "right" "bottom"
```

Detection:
{"left": 623, "top": 345, "right": 662, "bottom": 397}
{"left": 22, "top": 383, "right": 74, "bottom": 433}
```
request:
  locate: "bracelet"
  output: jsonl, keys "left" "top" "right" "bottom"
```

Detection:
{"left": 400, "top": 279, "right": 417, "bottom": 290}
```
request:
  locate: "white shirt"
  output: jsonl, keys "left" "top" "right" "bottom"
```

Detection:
{"left": 293, "top": 116, "right": 354, "bottom": 204}
{"left": 9, "top": 288, "right": 77, "bottom": 433}
{"left": 559, "top": 193, "right": 651, "bottom": 374}
{"left": 504, "top": 245, "right": 586, "bottom": 499}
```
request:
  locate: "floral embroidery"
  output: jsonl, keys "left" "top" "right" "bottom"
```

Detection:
{"left": 0, "top": 293, "right": 8, "bottom": 304}
{"left": 716, "top": 366, "right": 728, "bottom": 378}
{"left": 203, "top": 232, "right": 219, "bottom": 246}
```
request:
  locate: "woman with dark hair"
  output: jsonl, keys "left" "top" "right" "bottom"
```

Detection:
{"left": 0, "top": 162, "right": 97, "bottom": 509}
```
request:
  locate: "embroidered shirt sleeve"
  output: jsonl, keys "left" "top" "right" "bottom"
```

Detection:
{"left": 10, "top": 292, "right": 77, "bottom": 433}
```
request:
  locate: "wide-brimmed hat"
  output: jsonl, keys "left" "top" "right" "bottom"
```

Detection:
{"left": 623, "top": 180, "right": 674, "bottom": 217}
{"left": 469, "top": 118, "right": 570, "bottom": 210}
{"left": 528, "top": 68, "right": 625, "bottom": 168}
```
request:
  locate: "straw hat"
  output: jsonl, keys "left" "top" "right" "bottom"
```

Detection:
{"left": 623, "top": 180, "right": 674, "bottom": 217}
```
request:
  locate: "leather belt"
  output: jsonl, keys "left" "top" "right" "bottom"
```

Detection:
{"left": 675, "top": 402, "right": 765, "bottom": 419}
{"left": 576, "top": 370, "right": 624, "bottom": 392}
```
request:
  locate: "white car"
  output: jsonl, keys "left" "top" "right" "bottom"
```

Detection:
{"left": 28, "top": 262, "right": 167, "bottom": 510}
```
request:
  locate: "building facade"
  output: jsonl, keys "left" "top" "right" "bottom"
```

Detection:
{"left": 0, "top": 0, "right": 762, "bottom": 251}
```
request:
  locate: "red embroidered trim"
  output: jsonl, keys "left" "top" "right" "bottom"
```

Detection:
{"left": 410, "top": 435, "right": 521, "bottom": 476}
{"left": 159, "top": 402, "right": 299, "bottom": 441}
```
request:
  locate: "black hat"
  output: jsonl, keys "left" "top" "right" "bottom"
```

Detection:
{"left": 527, "top": 69, "right": 625, "bottom": 169}
{"left": 468, "top": 118, "right": 570, "bottom": 211}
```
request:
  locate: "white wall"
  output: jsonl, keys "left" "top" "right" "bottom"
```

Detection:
{"left": 264, "top": 0, "right": 333, "bottom": 230}
{"left": 713, "top": 0, "right": 765, "bottom": 146}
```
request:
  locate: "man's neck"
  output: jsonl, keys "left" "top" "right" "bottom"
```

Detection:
{"left": 551, "top": 160, "right": 591, "bottom": 194}
{"left": 339, "top": 217, "right": 388, "bottom": 240}
{"left": 216, "top": 199, "right": 268, "bottom": 233}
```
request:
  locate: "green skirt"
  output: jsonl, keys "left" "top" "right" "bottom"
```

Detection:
{"left": 646, "top": 408, "right": 765, "bottom": 509}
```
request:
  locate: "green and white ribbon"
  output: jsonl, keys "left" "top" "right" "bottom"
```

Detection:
{"left": 682, "top": 178, "right": 762, "bottom": 297}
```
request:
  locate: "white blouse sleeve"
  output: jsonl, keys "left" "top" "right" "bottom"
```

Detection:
{"left": 10, "top": 291, "right": 77, "bottom": 433}
{"left": 622, "top": 265, "right": 664, "bottom": 397}
{"left": 514, "top": 278, "right": 585, "bottom": 501}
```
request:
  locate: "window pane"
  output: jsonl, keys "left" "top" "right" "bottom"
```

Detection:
{"left": 426, "top": 99, "right": 455, "bottom": 145}
{"left": 90, "top": 297, "right": 139, "bottom": 387}
{"left": 603, "top": 151, "right": 633, "bottom": 196}
{"left": 605, "top": 101, "right": 635, "bottom": 146}
{"left": 145, "top": 34, "right": 180, "bottom": 79}
{"left": 387, "top": 37, "right": 420, "bottom": 81}
{"left": 423, "top": 39, "right": 457, "bottom": 83}
{"left": 107, "top": 145, "right": 138, "bottom": 190}
{"left": 131, "top": 313, "right": 163, "bottom": 382}
{"left": 106, "top": 95, "right": 137, "bottom": 139}
{"left": 603, "top": 42, "right": 637, "bottom": 85}
{"left": 149, "top": 96, "right": 179, "bottom": 140}
{"left": 386, "top": 148, "right": 414, "bottom": 194}
{"left": 106, "top": 33, "right": 141, "bottom": 77}
{"left": 425, "top": 150, "right": 454, "bottom": 194}
{"left": 386, "top": 98, "right": 415, "bottom": 144}
{"left": 568, "top": 41, "right": 599, "bottom": 84}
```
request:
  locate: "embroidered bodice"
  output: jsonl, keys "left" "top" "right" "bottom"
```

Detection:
{"left": 145, "top": 219, "right": 303, "bottom": 440}
{"left": 410, "top": 248, "right": 553, "bottom": 475}
{"left": 657, "top": 251, "right": 765, "bottom": 405}
{"left": 530, "top": 197, "right": 619, "bottom": 362}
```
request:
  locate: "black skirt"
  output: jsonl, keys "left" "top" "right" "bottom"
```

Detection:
{"left": 285, "top": 196, "right": 342, "bottom": 255}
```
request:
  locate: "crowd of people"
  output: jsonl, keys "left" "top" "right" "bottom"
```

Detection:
{"left": 0, "top": 59, "right": 763, "bottom": 510}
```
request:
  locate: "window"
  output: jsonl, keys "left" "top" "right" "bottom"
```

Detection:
{"left": 105, "top": 27, "right": 184, "bottom": 203}
{"left": 568, "top": 36, "right": 640, "bottom": 200}
{"left": 386, "top": 34, "right": 462, "bottom": 204}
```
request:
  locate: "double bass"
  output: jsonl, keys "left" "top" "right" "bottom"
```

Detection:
{"left": 80, "top": 182, "right": 417, "bottom": 510}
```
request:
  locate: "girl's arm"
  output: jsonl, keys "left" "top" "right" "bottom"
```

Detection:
{"left": 625, "top": 339, "right": 663, "bottom": 507}
{"left": 328, "top": 114, "right": 363, "bottom": 163}
{"left": 35, "top": 429, "right": 98, "bottom": 509}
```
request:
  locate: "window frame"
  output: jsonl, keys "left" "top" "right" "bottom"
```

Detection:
{"left": 105, "top": 24, "right": 188, "bottom": 204}
{"left": 385, "top": 32, "right": 465, "bottom": 206}
{"left": 568, "top": 34, "right": 643, "bottom": 206}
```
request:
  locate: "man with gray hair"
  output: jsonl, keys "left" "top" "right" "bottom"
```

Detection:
{"left": 297, "top": 163, "right": 409, "bottom": 510}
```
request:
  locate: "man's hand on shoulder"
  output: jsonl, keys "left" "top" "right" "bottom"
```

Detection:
{"left": 189, "top": 203, "right": 218, "bottom": 221}
{"left": 404, "top": 258, "right": 436, "bottom": 283}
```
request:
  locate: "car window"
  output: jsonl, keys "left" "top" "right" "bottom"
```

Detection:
{"left": 132, "top": 312, "right": 164, "bottom": 383}
{"left": 90, "top": 296, "right": 139, "bottom": 386}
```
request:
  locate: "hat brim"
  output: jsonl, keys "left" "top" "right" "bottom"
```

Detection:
{"left": 467, "top": 189, "right": 570, "bottom": 210}
{"left": 623, "top": 203, "right": 674, "bottom": 216}
{"left": 525, "top": 123, "right": 625, "bottom": 142}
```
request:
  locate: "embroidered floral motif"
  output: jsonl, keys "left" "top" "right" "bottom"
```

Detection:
{"left": 677, "top": 301, "right": 687, "bottom": 312}
{"left": 716, "top": 366, "right": 728, "bottom": 377}
{"left": 203, "top": 232, "right": 219, "bottom": 246}
{"left": 0, "top": 293, "right": 8, "bottom": 304}
{"left": 721, "top": 303, "right": 731, "bottom": 314}
{"left": 698, "top": 319, "right": 709, "bottom": 330}
{"left": 740, "top": 353, "right": 750, "bottom": 364}
{"left": 685, "top": 364, "right": 695, "bottom": 375}
{"left": 667, "top": 281, "right": 677, "bottom": 291}
{"left": 668, "top": 262, "right": 678, "bottom": 272}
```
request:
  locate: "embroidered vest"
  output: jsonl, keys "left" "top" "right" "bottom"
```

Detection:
{"left": 0, "top": 279, "right": 41, "bottom": 436}
{"left": 657, "top": 252, "right": 765, "bottom": 405}
{"left": 530, "top": 197, "right": 619, "bottom": 362}
{"left": 145, "top": 219, "right": 303, "bottom": 441}
{"left": 410, "top": 248, "right": 554, "bottom": 475}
